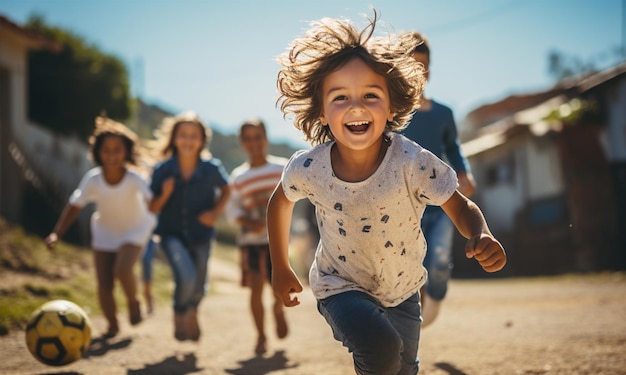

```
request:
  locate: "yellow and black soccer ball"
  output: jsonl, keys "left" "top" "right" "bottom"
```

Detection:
{"left": 25, "top": 299, "right": 92, "bottom": 366}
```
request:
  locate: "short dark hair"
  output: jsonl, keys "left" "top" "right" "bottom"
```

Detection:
{"left": 239, "top": 118, "right": 267, "bottom": 139}
{"left": 413, "top": 39, "right": 430, "bottom": 56}
{"left": 397, "top": 31, "right": 430, "bottom": 57}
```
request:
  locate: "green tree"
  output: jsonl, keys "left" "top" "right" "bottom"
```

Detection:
{"left": 547, "top": 49, "right": 598, "bottom": 81}
{"left": 26, "top": 15, "right": 131, "bottom": 140}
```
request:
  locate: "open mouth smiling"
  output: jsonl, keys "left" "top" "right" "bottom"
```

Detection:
{"left": 345, "top": 121, "right": 370, "bottom": 133}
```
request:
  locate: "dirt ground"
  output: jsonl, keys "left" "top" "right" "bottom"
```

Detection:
{"left": 1, "top": 258, "right": 625, "bottom": 375}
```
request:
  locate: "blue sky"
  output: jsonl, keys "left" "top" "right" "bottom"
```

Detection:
{"left": 1, "top": 0, "right": 623, "bottom": 148}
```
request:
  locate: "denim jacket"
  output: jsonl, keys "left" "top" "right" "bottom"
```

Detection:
{"left": 150, "top": 155, "right": 229, "bottom": 246}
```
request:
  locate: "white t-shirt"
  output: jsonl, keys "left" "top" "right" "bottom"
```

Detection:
{"left": 227, "top": 155, "right": 287, "bottom": 246}
{"left": 69, "top": 167, "right": 156, "bottom": 252}
{"left": 282, "top": 132, "right": 458, "bottom": 307}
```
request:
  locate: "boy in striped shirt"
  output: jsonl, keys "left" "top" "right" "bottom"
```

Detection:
{"left": 227, "top": 118, "right": 289, "bottom": 355}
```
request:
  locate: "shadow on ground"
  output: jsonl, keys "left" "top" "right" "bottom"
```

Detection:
{"left": 225, "top": 350, "right": 298, "bottom": 375}
{"left": 127, "top": 353, "right": 201, "bottom": 375}
{"left": 86, "top": 336, "right": 133, "bottom": 358}
{"left": 435, "top": 362, "right": 469, "bottom": 375}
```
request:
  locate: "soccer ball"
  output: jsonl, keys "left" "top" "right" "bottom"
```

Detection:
{"left": 25, "top": 299, "right": 92, "bottom": 366}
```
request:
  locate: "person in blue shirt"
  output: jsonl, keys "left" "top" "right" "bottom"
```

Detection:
{"left": 400, "top": 31, "right": 477, "bottom": 327}
{"left": 149, "top": 111, "right": 231, "bottom": 341}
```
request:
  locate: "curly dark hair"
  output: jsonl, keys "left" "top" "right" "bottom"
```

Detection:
{"left": 276, "top": 9, "right": 425, "bottom": 146}
{"left": 89, "top": 116, "right": 138, "bottom": 166}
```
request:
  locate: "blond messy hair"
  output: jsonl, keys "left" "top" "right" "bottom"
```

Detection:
{"left": 276, "top": 9, "right": 425, "bottom": 146}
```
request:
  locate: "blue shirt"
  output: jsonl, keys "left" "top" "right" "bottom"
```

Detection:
{"left": 150, "top": 155, "right": 229, "bottom": 245}
{"left": 401, "top": 100, "right": 470, "bottom": 214}
{"left": 402, "top": 100, "right": 470, "bottom": 174}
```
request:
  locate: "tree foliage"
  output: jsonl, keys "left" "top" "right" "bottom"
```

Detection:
{"left": 547, "top": 50, "right": 597, "bottom": 81}
{"left": 26, "top": 15, "right": 131, "bottom": 140}
{"left": 547, "top": 47, "right": 624, "bottom": 82}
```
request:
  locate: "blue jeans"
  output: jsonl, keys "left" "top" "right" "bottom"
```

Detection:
{"left": 317, "top": 291, "right": 421, "bottom": 375}
{"left": 141, "top": 237, "right": 156, "bottom": 282}
{"left": 160, "top": 235, "right": 212, "bottom": 314}
{"left": 422, "top": 207, "right": 454, "bottom": 301}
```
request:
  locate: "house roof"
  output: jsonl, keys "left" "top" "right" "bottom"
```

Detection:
{"left": 464, "top": 88, "right": 568, "bottom": 130}
{"left": 0, "top": 14, "right": 59, "bottom": 51}
{"left": 461, "top": 61, "right": 626, "bottom": 157}
{"left": 465, "top": 62, "right": 626, "bottom": 130}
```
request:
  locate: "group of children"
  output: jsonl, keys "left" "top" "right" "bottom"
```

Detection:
{"left": 45, "top": 111, "right": 289, "bottom": 348}
{"left": 45, "top": 9, "right": 506, "bottom": 375}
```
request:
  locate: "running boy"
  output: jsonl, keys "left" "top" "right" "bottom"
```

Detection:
{"left": 227, "top": 118, "right": 289, "bottom": 355}
{"left": 267, "top": 11, "right": 506, "bottom": 375}
{"left": 398, "top": 31, "right": 478, "bottom": 327}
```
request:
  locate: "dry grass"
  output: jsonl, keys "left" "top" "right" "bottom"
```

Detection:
{"left": 0, "top": 217, "right": 238, "bottom": 335}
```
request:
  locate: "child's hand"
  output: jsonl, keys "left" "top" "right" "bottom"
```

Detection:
{"left": 45, "top": 233, "right": 58, "bottom": 250}
{"left": 465, "top": 233, "right": 506, "bottom": 272}
{"left": 272, "top": 267, "right": 304, "bottom": 307}
{"left": 245, "top": 218, "right": 266, "bottom": 234}
{"left": 198, "top": 210, "right": 218, "bottom": 227}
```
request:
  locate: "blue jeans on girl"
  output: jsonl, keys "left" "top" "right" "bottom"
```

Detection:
{"left": 160, "top": 235, "right": 212, "bottom": 314}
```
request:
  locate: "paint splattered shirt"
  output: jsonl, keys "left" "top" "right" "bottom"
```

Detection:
{"left": 282, "top": 132, "right": 458, "bottom": 307}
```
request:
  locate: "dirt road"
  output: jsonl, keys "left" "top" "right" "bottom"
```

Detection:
{"left": 1, "top": 259, "right": 625, "bottom": 375}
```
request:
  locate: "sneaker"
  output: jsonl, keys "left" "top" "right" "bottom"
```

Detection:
{"left": 421, "top": 293, "right": 441, "bottom": 328}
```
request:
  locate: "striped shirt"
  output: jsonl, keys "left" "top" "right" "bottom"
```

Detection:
{"left": 227, "top": 155, "right": 288, "bottom": 246}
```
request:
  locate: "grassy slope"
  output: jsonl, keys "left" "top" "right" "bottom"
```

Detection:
{"left": 0, "top": 218, "right": 238, "bottom": 336}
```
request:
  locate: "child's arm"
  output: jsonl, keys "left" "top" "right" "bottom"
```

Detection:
{"left": 457, "top": 171, "right": 477, "bottom": 198}
{"left": 45, "top": 204, "right": 82, "bottom": 250}
{"left": 441, "top": 191, "right": 507, "bottom": 272}
{"left": 236, "top": 217, "right": 267, "bottom": 233}
{"left": 267, "top": 183, "right": 304, "bottom": 307}
{"left": 149, "top": 177, "right": 175, "bottom": 213}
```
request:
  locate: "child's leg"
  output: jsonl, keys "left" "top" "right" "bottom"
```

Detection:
{"left": 114, "top": 243, "right": 143, "bottom": 325}
{"left": 250, "top": 269, "right": 267, "bottom": 353}
{"left": 93, "top": 250, "right": 119, "bottom": 336}
{"left": 421, "top": 208, "right": 454, "bottom": 327}
{"left": 245, "top": 245, "right": 268, "bottom": 353}
{"left": 186, "top": 240, "right": 212, "bottom": 342}
{"left": 240, "top": 247, "right": 250, "bottom": 287}
{"left": 160, "top": 236, "right": 198, "bottom": 311}
{"left": 423, "top": 210, "right": 454, "bottom": 300}
{"left": 317, "top": 291, "right": 405, "bottom": 375}
{"left": 141, "top": 238, "right": 156, "bottom": 314}
{"left": 158, "top": 236, "right": 197, "bottom": 341}
{"left": 387, "top": 292, "right": 421, "bottom": 375}
{"left": 265, "top": 248, "right": 288, "bottom": 339}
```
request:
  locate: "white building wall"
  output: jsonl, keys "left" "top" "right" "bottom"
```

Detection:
{"left": 0, "top": 29, "right": 31, "bottom": 138}
{"left": 524, "top": 138, "right": 564, "bottom": 200}
{"left": 469, "top": 142, "right": 525, "bottom": 233}
{"left": 21, "top": 122, "right": 90, "bottom": 198}
{"left": 1, "top": 24, "right": 90, "bottom": 204}
{"left": 602, "top": 78, "right": 626, "bottom": 161}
